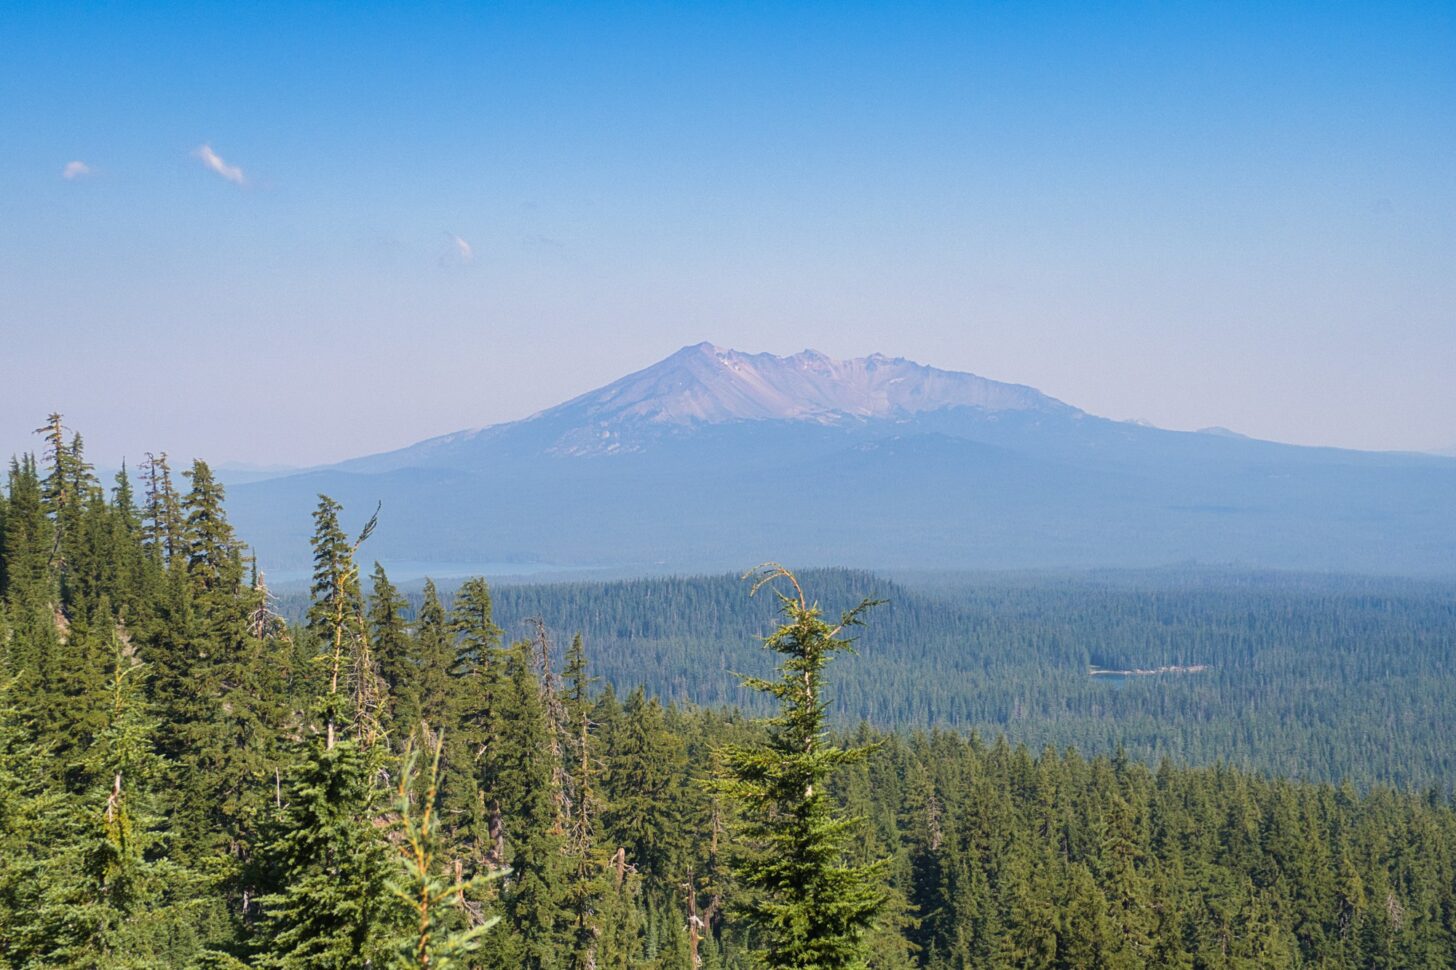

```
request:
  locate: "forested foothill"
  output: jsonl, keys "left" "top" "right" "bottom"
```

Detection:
{"left": 3, "top": 418, "right": 1455, "bottom": 968}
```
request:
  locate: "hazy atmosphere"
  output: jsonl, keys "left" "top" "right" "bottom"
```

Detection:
{"left": 6, "top": 5, "right": 1456, "bottom": 968}
{"left": 4, "top": 1, "right": 1454, "bottom": 466}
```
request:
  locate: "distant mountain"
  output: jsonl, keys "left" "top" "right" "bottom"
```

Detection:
{"left": 335, "top": 342, "right": 1074, "bottom": 470}
{"left": 227, "top": 345, "right": 1456, "bottom": 577}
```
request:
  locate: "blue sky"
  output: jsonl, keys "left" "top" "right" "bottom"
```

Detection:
{"left": 2, "top": 1, "right": 1453, "bottom": 465}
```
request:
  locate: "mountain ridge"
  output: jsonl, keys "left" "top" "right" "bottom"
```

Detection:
{"left": 334, "top": 343, "right": 1078, "bottom": 470}
{"left": 526, "top": 342, "right": 1072, "bottom": 426}
{"left": 227, "top": 344, "right": 1456, "bottom": 576}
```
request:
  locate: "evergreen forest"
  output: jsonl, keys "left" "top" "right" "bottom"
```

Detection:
{"left": 462, "top": 570, "right": 1456, "bottom": 791}
{"left": 3, "top": 420, "right": 1456, "bottom": 968}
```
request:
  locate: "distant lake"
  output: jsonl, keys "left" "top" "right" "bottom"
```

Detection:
{"left": 1089, "top": 664, "right": 1210, "bottom": 687}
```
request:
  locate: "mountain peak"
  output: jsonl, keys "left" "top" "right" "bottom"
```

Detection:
{"left": 334, "top": 345, "right": 1079, "bottom": 468}
{"left": 671, "top": 340, "right": 725, "bottom": 358}
{"left": 534, "top": 344, "right": 1074, "bottom": 454}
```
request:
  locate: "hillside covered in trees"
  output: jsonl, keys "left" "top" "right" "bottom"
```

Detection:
{"left": 302, "top": 569, "right": 1456, "bottom": 791}
{"left": 3, "top": 422, "right": 1456, "bottom": 968}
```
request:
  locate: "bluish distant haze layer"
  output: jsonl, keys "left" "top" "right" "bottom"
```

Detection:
{"left": 2, "top": 1, "right": 1452, "bottom": 465}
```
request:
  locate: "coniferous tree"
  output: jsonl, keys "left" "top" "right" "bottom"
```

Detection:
{"left": 0, "top": 667, "right": 61, "bottom": 959}
{"left": 558, "top": 634, "right": 612, "bottom": 969}
{"left": 604, "top": 688, "right": 689, "bottom": 880}
{"left": 34, "top": 415, "right": 84, "bottom": 568}
{"left": 488, "top": 638, "right": 573, "bottom": 969}
{"left": 139, "top": 452, "right": 183, "bottom": 568}
{"left": 183, "top": 461, "right": 244, "bottom": 602}
{"left": 1, "top": 457, "right": 59, "bottom": 705}
{"left": 717, "top": 565, "right": 887, "bottom": 970}
{"left": 367, "top": 563, "right": 413, "bottom": 736}
{"left": 249, "top": 733, "right": 394, "bottom": 968}
{"left": 413, "top": 580, "right": 455, "bottom": 734}
{"left": 445, "top": 577, "right": 506, "bottom": 869}
{"left": 18, "top": 626, "right": 201, "bottom": 967}
{"left": 59, "top": 457, "right": 130, "bottom": 618}
{"left": 389, "top": 724, "right": 504, "bottom": 968}
{"left": 170, "top": 460, "right": 261, "bottom": 850}
{"left": 7, "top": 421, "right": 1456, "bottom": 969}
{"left": 43, "top": 597, "right": 121, "bottom": 780}
{"left": 449, "top": 577, "right": 503, "bottom": 680}
{"left": 306, "top": 495, "right": 382, "bottom": 747}
{"left": 87, "top": 465, "right": 156, "bottom": 627}
{"left": 0, "top": 479, "right": 9, "bottom": 599}
{"left": 248, "top": 496, "right": 394, "bottom": 969}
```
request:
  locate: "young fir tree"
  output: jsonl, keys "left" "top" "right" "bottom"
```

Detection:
{"left": 717, "top": 565, "right": 887, "bottom": 970}
{"left": 183, "top": 461, "right": 245, "bottom": 603}
{"left": 79, "top": 465, "right": 157, "bottom": 629}
{"left": 389, "top": 724, "right": 504, "bottom": 969}
{"left": 449, "top": 577, "right": 503, "bottom": 679}
{"left": 248, "top": 730, "right": 395, "bottom": 969}
{"left": 447, "top": 576, "right": 504, "bottom": 733}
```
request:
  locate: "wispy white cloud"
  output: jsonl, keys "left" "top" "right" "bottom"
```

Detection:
{"left": 62, "top": 160, "right": 92, "bottom": 180}
{"left": 444, "top": 232, "right": 474, "bottom": 265}
{"left": 193, "top": 144, "right": 246, "bottom": 185}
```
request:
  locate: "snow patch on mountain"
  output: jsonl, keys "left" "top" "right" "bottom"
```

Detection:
{"left": 529, "top": 342, "right": 1073, "bottom": 454}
